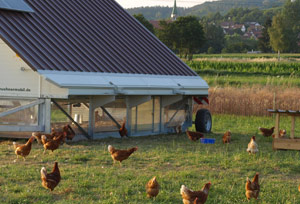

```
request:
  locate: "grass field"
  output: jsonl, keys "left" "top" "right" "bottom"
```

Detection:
{"left": 1, "top": 114, "right": 300, "bottom": 203}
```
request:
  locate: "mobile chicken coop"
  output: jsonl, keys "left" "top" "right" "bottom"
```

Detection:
{"left": 0, "top": 0, "right": 210, "bottom": 139}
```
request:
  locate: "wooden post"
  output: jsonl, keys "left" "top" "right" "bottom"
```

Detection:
{"left": 275, "top": 113, "right": 280, "bottom": 138}
{"left": 291, "top": 116, "right": 295, "bottom": 139}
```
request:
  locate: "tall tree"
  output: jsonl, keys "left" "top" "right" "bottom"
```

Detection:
{"left": 156, "top": 20, "right": 177, "bottom": 50}
{"left": 201, "top": 22, "right": 225, "bottom": 53}
{"left": 268, "top": 0, "right": 300, "bottom": 54}
{"left": 282, "top": 0, "right": 300, "bottom": 52}
{"left": 133, "top": 14, "right": 155, "bottom": 34}
{"left": 258, "top": 18, "right": 272, "bottom": 53}
{"left": 156, "top": 16, "right": 205, "bottom": 60}
{"left": 268, "top": 13, "right": 288, "bottom": 56}
{"left": 174, "top": 16, "right": 205, "bottom": 60}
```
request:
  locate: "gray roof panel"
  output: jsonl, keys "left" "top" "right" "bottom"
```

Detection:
{"left": 0, "top": 0, "right": 197, "bottom": 76}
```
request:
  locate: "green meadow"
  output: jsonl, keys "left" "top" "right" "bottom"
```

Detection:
{"left": 1, "top": 114, "right": 300, "bottom": 204}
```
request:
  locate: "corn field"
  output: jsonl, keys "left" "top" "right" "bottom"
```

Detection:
{"left": 187, "top": 60, "right": 300, "bottom": 76}
{"left": 195, "top": 86, "right": 300, "bottom": 116}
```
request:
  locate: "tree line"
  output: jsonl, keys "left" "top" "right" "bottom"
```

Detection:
{"left": 133, "top": 0, "right": 300, "bottom": 58}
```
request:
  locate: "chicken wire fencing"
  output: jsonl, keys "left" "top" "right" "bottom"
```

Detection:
{"left": 131, "top": 97, "right": 161, "bottom": 134}
{"left": 0, "top": 99, "right": 38, "bottom": 126}
{"left": 163, "top": 98, "right": 189, "bottom": 132}
{"left": 94, "top": 98, "right": 126, "bottom": 134}
{"left": 68, "top": 98, "right": 127, "bottom": 134}
{"left": 0, "top": 96, "right": 192, "bottom": 138}
{"left": 0, "top": 98, "right": 39, "bottom": 138}
{"left": 51, "top": 102, "right": 79, "bottom": 134}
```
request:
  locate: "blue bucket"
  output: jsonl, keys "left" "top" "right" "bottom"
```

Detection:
{"left": 200, "top": 138, "right": 215, "bottom": 144}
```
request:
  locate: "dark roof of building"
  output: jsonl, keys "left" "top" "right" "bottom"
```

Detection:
{"left": 0, "top": 0, "right": 197, "bottom": 76}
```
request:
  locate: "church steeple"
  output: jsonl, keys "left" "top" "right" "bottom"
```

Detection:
{"left": 171, "top": 0, "right": 177, "bottom": 21}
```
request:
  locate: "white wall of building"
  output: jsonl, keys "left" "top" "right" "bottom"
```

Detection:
{"left": 0, "top": 39, "right": 68, "bottom": 99}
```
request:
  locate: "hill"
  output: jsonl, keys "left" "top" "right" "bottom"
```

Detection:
{"left": 126, "top": 0, "right": 285, "bottom": 20}
{"left": 187, "top": 0, "right": 285, "bottom": 17}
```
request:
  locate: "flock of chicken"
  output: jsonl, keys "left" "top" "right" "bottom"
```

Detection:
{"left": 183, "top": 126, "right": 289, "bottom": 203}
{"left": 11, "top": 122, "right": 130, "bottom": 193}
{"left": 12, "top": 124, "right": 75, "bottom": 191}
{"left": 11, "top": 122, "right": 290, "bottom": 203}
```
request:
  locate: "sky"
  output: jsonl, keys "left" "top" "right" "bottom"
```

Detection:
{"left": 115, "top": 0, "right": 216, "bottom": 9}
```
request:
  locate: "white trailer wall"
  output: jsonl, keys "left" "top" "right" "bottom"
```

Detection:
{"left": 0, "top": 39, "right": 68, "bottom": 99}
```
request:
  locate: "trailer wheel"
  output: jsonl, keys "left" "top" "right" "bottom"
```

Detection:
{"left": 195, "top": 109, "right": 212, "bottom": 133}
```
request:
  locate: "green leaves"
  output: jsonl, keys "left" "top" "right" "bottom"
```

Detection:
{"left": 187, "top": 60, "right": 300, "bottom": 76}
{"left": 156, "top": 16, "right": 205, "bottom": 60}
{"left": 268, "top": 0, "right": 300, "bottom": 53}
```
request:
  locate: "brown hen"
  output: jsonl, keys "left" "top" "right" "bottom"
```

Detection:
{"left": 146, "top": 176, "right": 160, "bottom": 198}
{"left": 245, "top": 173, "right": 260, "bottom": 200}
{"left": 41, "top": 162, "right": 61, "bottom": 191}
{"left": 186, "top": 131, "right": 204, "bottom": 142}
{"left": 13, "top": 136, "right": 35, "bottom": 161}
{"left": 259, "top": 126, "right": 275, "bottom": 137}
{"left": 65, "top": 125, "right": 76, "bottom": 140}
{"left": 272, "top": 129, "right": 286, "bottom": 138}
{"left": 222, "top": 130, "right": 231, "bottom": 144}
{"left": 42, "top": 133, "right": 66, "bottom": 154}
{"left": 108, "top": 145, "right": 137, "bottom": 165}
{"left": 32, "top": 128, "right": 56, "bottom": 144}
{"left": 119, "top": 121, "right": 128, "bottom": 138}
{"left": 180, "top": 182, "right": 211, "bottom": 204}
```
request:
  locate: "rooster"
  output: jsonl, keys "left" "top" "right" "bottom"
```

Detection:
{"left": 222, "top": 130, "right": 231, "bottom": 144}
{"left": 41, "top": 162, "right": 61, "bottom": 191}
{"left": 247, "top": 136, "right": 258, "bottom": 154}
{"left": 180, "top": 182, "right": 211, "bottom": 204}
{"left": 119, "top": 121, "right": 128, "bottom": 138}
{"left": 186, "top": 131, "right": 204, "bottom": 142}
{"left": 13, "top": 136, "right": 35, "bottom": 161}
{"left": 258, "top": 126, "right": 275, "bottom": 137}
{"left": 146, "top": 176, "right": 160, "bottom": 198}
{"left": 108, "top": 145, "right": 138, "bottom": 165}
{"left": 245, "top": 173, "right": 260, "bottom": 200}
{"left": 272, "top": 129, "right": 286, "bottom": 138}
